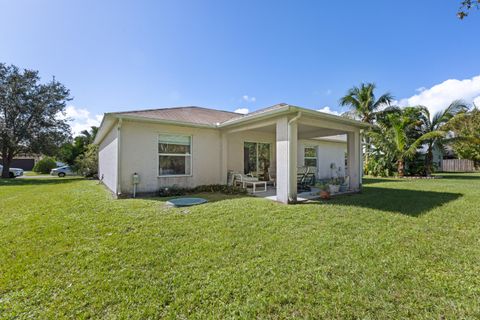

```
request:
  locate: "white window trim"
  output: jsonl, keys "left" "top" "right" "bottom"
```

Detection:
{"left": 157, "top": 133, "right": 193, "bottom": 178}
{"left": 304, "top": 146, "right": 317, "bottom": 167}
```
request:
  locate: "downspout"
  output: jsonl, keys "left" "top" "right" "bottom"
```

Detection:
{"left": 116, "top": 118, "right": 123, "bottom": 196}
{"left": 287, "top": 112, "right": 302, "bottom": 202}
{"left": 359, "top": 129, "right": 363, "bottom": 189}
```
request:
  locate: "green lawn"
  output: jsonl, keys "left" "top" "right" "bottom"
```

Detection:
{"left": 23, "top": 171, "right": 49, "bottom": 176}
{"left": 1, "top": 174, "right": 479, "bottom": 319}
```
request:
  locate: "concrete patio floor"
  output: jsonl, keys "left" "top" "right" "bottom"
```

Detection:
{"left": 250, "top": 186, "right": 321, "bottom": 202}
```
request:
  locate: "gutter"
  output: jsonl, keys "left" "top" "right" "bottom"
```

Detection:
{"left": 287, "top": 112, "right": 302, "bottom": 203}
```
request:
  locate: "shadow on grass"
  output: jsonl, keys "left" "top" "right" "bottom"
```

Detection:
{"left": 325, "top": 187, "right": 462, "bottom": 217}
{"left": 0, "top": 177, "right": 82, "bottom": 187}
{"left": 362, "top": 177, "right": 403, "bottom": 185}
{"left": 437, "top": 174, "right": 480, "bottom": 180}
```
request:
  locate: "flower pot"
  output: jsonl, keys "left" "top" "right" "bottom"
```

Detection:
{"left": 320, "top": 190, "right": 331, "bottom": 199}
{"left": 328, "top": 184, "right": 340, "bottom": 194}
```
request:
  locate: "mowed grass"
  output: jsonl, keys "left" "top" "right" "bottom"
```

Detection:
{"left": 1, "top": 175, "right": 480, "bottom": 319}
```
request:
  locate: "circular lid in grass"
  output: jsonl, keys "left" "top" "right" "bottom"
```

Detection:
{"left": 166, "top": 197, "right": 208, "bottom": 207}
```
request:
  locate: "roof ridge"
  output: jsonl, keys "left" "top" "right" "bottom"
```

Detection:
{"left": 112, "top": 106, "right": 241, "bottom": 115}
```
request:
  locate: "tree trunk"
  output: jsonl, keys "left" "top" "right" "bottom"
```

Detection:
{"left": 397, "top": 159, "right": 405, "bottom": 177}
{"left": 1, "top": 149, "right": 13, "bottom": 178}
{"left": 425, "top": 143, "right": 433, "bottom": 176}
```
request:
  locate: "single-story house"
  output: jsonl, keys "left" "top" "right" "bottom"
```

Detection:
{"left": 94, "top": 103, "right": 368, "bottom": 203}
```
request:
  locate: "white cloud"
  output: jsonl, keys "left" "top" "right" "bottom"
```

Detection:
{"left": 473, "top": 96, "right": 480, "bottom": 107}
{"left": 61, "top": 105, "right": 102, "bottom": 137}
{"left": 318, "top": 106, "right": 341, "bottom": 116}
{"left": 234, "top": 108, "right": 249, "bottom": 114}
{"left": 242, "top": 95, "right": 256, "bottom": 103}
{"left": 399, "top": 75, "right": 480, "bottom": 115}
{"left": 325, "top": 89, "right": 332, "bottom": 95}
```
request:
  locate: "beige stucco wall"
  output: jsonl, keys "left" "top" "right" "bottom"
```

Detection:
{"left": 298, "top": 139, "right": 347, "bottom": 179}
{"left": 98, "top": 124, "right": 118, "bottom": 194}
{"left": 119, "top": 120, "right": 222, "bottom": 194}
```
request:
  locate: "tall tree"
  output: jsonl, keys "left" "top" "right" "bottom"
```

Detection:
{"left": 446, "top": 106, "right": 480, "bottom": 166}
{"left": 57, "top": 126, "right": 98, "bottom": 165}
{"left": 339, "top": 82, "right": 394, "bottom": 171}
{"left": 417, "top": 100, "right": 468, "bottom": 175}
{"left": 339, "top": 83, "right": 394, "bottom": 124}
{"left": 368, "top": 107, "right": 444, "bottom": 177}
{"left": 0, "top": 63, "right": 71, "bottom": 178}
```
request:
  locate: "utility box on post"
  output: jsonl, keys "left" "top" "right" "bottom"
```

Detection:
{"left": 132, "top": 173, "right": 140, "bottom": 197}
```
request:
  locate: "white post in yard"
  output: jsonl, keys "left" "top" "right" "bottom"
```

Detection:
{"left": 347, "top": 130, "right": 361, "bottom": 191}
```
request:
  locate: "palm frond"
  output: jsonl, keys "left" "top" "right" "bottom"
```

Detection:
{"left": 372, "top": 92, "right": 394, "bottom": 111}
{"left": 405, "top": 131, "right": 446, "bottom": 158}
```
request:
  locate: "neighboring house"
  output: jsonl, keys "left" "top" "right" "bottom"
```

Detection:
{"left": 0, "top": 154, "right": 41, "bottom": 171}
{"left": 94, "top": 103, "right": 368, "bottom": 203}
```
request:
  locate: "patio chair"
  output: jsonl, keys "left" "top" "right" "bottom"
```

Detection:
{"left": 232, "top": 173, "right": 267, "bottom": 193}
{"left": 233, "top": 173, "right": 258, "bottom": 187}
{"left": 297, "top": 166, "right": 312, "bottom": 192}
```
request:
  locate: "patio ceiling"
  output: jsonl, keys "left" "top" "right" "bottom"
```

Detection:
{"left": 233, "top": 122, "right": 348, "bottom": 139}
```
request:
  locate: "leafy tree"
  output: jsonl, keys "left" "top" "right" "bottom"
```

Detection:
{"left": 33, "top": 157, "right": 57, "bottom": 174}
{"left": 368, "top": 107, "right": 444, "bottom": 177}
{"left": 458, "top": 0, "right": 480, "bottom": 19}
{"left": 57, "top": 126, "right": 98, "bottom": 165}
{"left": 417, "top": 100, "right": 468, "bottom": 175}
{"left": 74, "top": 143, "right": 98, "bottom": 177}
{"left": 0, "top": 63, "right": 71, "bottom": 178}
{"left": 447, "top": 107, "right": 480, "bottom": 166}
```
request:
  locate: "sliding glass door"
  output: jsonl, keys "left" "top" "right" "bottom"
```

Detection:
{"left": 243, "top": 142, "right": 271, "bottom": 179}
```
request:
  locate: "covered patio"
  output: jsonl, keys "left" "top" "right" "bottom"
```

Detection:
{"left": 219, "top": 105, "right": 368, "bottom": 204}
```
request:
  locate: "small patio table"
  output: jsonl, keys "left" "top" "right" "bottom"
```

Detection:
{"left": 243, "top": 180, "right": 267, "bottom": 193}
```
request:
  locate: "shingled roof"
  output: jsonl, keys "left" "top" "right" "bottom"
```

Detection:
{"left": 113, "top": 106, "right": 242, "bottom": 126}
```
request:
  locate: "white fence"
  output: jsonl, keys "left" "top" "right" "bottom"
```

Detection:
{"left": 441, "top": 159, "right": 475, "bottom": 172}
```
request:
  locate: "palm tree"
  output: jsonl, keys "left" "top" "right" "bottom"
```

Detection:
{"left": 339, "top": 83, "right": 394, "bottom": 171}
{"left": 369, "top": 107, "right": 445, "bottom": 177}
{"left": 339, "top": 83, "right": 394, "bottom": 123}
{"left": 417, "top": 100, "right": 468, "bottom": 175}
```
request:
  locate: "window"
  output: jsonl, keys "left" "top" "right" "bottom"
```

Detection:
{"left": 244, "top": 142, "right": 271, "bottom": 178}
{"left": 158, "top": 134, "right": 192, "bottom": 176}
{"left": 304, "top": 146, "right": 317, "bottom": 167}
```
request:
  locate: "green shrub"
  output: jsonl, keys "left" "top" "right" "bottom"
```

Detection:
{"left": 74, "top": 144, "right": 98, "bottom": 177}
{"left": 33, "top": 157, "right": 57, "bottom": 174}
{"left": 158, "top": 184, "right": 247, "bottom": 197}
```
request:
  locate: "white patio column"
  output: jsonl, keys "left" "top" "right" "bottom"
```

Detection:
{"left": 276, "top": 116, "right": 298, "bottom": 204}
{"left": 347, "top": 130, "right": 361, "bottom": 191}
{"left": 220, "top": 132, "right": 228, "bottom": 184}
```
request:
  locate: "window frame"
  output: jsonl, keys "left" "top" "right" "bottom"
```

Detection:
{"left": 157, "top": 133, "right": 193, "bottom": 177}
{"left": 243, "top": 141, "right": 272, "bottom": 177}
{"left": 304, "top": 146, "right": 317, "bottom": 167}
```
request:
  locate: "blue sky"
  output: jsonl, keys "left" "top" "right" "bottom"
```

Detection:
{"left": 1, "top": 0, "right": 479, "bottom": 134}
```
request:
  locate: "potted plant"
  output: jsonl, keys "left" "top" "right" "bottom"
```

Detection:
{"left": 328, "top": 178, "right": 340, "bottom": 194}
{"left": 318, "top": 183, "right": 331, "bottom": 199}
